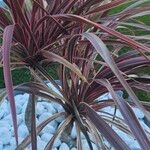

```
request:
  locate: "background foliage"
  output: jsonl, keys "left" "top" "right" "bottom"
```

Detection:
{"left": 0, "top": 2, "right": 149, "bottom": 101}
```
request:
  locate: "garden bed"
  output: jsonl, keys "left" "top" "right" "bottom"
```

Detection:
{"left": 0, "top": 86, "right": 149, "bottom": 150}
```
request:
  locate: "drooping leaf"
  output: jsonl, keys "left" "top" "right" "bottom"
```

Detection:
{"left": 30, "top": 93, "right": 37, "bottom": 150}
{"left": 41, "top": 51, "right": 88, "bottom": 83}
{"left": 17, "top": 112, "right": 66, "bottom": 149}
{"left": 70, "top": 98, "right": 93, "bottom": 150}
{"left": 123, "top": 0, "right": 150, "bottom": 11}
{"left": 80, "top": 103, "right": 130, "bottom": 150}
{"left": 54, "top": 14, "right": 150, "bottom": 54}
{"left": 76, "top": 122, "right": 83, "bottom": 150}
{"left": 29, "top": 68, "right": 70, "bottom": 106}
{"left": 86, "top": 0, "right": 126, "bottom": 15}
{"left": 2, "top": 25, "right": 18, "bottom": 145}
{"left": 95, "top": 79, "right": 150, "bottom": 149}
{"left": 25, "top": 93, "right": 37, "bottom": 150}
{"left": 83, "top": 32, "right": 150, "bottom": 122}
{"left": 85, "top": 119, "right": 105, "bottom": 150}
{"left": 45, "top": 115, "right": 72, "bottom": 150}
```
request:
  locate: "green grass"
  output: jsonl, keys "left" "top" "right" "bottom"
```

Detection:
{"left": 0, "top": 66, "right": 58, "bottom": 88}
{"left": 0, "top": 68, "right": 31, "bottom": 88}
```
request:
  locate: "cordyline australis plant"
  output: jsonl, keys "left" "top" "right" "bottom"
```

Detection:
{"left": 0, "top": 0, "right": 150, "bottom": 149}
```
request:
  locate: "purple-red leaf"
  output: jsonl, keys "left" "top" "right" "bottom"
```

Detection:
{"left": 95, "top": 79, "right": 150, "bottom": 150}
{"left": 86, "top": 0, "right": 126, "bottom": 15}
{"left": 2, "top": 25, "right": 18, "bottom": 145}
{"left": 41, "top": 51, "right": 87, "bottom": 82}
{"left": 81, "top": 103, "right": 130, "bottom": 150}
{"left": 31, "top": 94, "right": 37, "bottom": 150}
{"left": 54, "top": 14, "right": 150, "bottom": 54}
{"left": 83, "top": 32, "right": 150, "bottom": 122}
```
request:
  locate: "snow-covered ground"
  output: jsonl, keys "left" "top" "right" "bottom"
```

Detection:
{"left": 0, "top": 89, "right": 149, "bottom": 150}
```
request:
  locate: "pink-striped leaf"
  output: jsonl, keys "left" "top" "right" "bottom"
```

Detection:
{"left": 95, "top": 79, "right": 150, "bottom": 149}
{"left": 83, "top": 32, "right": 150, "bottom": 122}
{"left": 81, "top": 103, "right": 130, "bottom": 150}
{"left": 2, "top": 25, "right": 18, "bottom": 145}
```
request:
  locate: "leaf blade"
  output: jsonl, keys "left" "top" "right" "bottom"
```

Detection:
{"left": 95, "top": 79, "right": 150, "bottom": 149}
{"left": 41, "top": 51, "right": 88, "bottom": 83}
{"left": 2, "top": 25, "right": 18, "bottom": 145}
{"left": 83, "top": 32, "right": 150, "bottom": 122}
{"left": 17, "top": 112, "right": 66, "bottom": 149}
{"left": 81, "top": 103, "right": 130, "bottom": 150}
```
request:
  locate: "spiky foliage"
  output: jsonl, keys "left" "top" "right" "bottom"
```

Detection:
{"left": 0, "top": 0, "right": 150, "bottom": 149}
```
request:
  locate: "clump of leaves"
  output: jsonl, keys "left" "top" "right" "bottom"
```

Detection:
{"left": 0, "top": 0, "right": 150, "bottom": 149}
